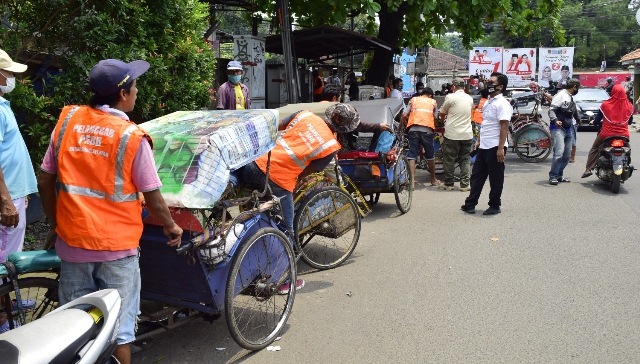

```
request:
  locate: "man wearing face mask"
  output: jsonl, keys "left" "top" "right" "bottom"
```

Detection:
{"left": 216, "top": 60, "right": 251, "bottom": 110}
{"left": 389, "top": 78, "right": 404, "bottom": 99}
{"left": 0, "top": 49, "right": 37, "bottom": 263}
{"left": 547, "top": 79, "right": 580, "bottom": 185}
{"left": 461, "top": 72, "right": 512, "bottom": 215}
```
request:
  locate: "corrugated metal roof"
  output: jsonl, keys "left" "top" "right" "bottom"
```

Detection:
{"left": 427, "top": 48, "right": 467, "bottom": 72}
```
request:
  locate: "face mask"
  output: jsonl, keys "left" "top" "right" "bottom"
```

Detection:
{"left": 572, "top": 88, "right": 579, "bottom": 96}
{"left": 396, "top": 85, "right": 403, "bottom": 91}
{"left": 229, "top": 75, "right": 242, "bottom": 85}
{"left": 486, "top": 82, "right": 497, "bottom": 94}
{"left": 0, "top": 76, "right": 15, "bottom": 94}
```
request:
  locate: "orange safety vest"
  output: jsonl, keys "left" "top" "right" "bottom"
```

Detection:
{"left": 313, "top": 76, "right": 325, "bottom": 96}
{"left": 471, "top": 98, "right": 487, "bottom": 124}
{"left": 255, "top": 111, "right": 341, "bottom": 192}
{"left": 53, "top": 105, "right": 150, "bottom": 251}
{"left": 407, "top": 96, "right": 436, "bottom": 130}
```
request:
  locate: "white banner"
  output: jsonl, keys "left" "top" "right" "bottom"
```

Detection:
{"left": 469, "top": 47, "right": 503, "bottom": 78}
{"left": 538, "top": 47, "right": 574, "bottom": 88}
{"left": 503, "top": 48, "right": 537, "bottom": 87}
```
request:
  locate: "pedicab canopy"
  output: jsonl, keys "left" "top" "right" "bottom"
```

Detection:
{"left": 275, "top": 102, "right": 337, "bottom": 122}
{"left": 139, "top": 110, "right": 279, "bottom": 208}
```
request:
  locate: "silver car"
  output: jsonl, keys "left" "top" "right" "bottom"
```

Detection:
{"left": 504, "top": 88, "right": 540, "bottom": 116}
{"left": 574, "top": 88, "right": 609, "bottom": 131}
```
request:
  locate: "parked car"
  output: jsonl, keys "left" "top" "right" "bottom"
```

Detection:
{"left": 504, "top": 88, "right": 539, "bottom": 116}
{"left": 574, "top": 87, "right": 609, "bottom": 131}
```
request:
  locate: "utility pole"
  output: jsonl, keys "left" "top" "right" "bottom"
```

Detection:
{"left": 278, "top": 0, "right": 300, "bottom": 104}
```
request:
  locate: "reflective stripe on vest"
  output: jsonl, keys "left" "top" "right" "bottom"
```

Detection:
{"left": 255, "top": 111, "right": 341, "bottom": 191}
{"left": 55, "top": 106, "right": 80, "bottom": 160}
{"left": 407, "top": 97, "right": 436, "bottom": 129}
{"left": 277, "top": 111, "right": 339, "bottom": 169}
{"left": 55, "top": 108, "right": 140, "bottom": 203}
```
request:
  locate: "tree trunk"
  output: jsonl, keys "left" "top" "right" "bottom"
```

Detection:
{"left": 364, "top": 3, "right": 407, "bottom": 86}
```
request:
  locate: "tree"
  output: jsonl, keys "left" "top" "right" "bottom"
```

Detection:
{"left": 1, "top": 0, "right": 215, "bottom": 166}
{"left": 254, "top": 0, "right": 563, "bottom": 85}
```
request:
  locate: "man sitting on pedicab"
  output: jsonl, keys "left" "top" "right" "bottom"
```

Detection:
{"left": 230, "top": 104, "right": 360, "bottom": 293}
{"left": 320, "top": 85, "right": 390, "bottom": 152}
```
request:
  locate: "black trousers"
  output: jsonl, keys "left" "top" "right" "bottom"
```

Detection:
{"left": 464, "top": 146, "right": 505, "bottom": 209}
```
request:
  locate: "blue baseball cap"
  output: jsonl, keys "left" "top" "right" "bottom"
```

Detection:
{"left": 227, "top": 60, "right": 243, "bottom": 71}
{"left": 89, "top": 59, "right": 150, "bottom": 96}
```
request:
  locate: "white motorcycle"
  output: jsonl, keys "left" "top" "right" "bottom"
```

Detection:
{"left": 0, "top": 289, "right": 121, "bottom": 364}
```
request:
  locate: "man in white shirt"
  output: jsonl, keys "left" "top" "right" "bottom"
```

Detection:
{"left": 548, "top": 79, "right": 580, "bottom": 185}
{"left": 389, "top": 78, "right": 404, "bottom": 99}
{"left": 438, "top": 77, "right": 474, "bottom": 191}
{"left": 461, "top": 72, "right": 512, "bottom": 215}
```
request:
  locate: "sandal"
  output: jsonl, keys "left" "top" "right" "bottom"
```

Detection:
{"left": 430, "top": 180, "right": 442, "bottom": 187}
{"left": 581, "top": 171, "right": 593, "bottom": 178}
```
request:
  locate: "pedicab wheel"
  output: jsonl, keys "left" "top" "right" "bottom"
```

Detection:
{"left": 294, "top": 186, "right": 361, "bottom": 270}
{"left": 224, "top": 227, "right": 296, "bottom": 351}
{"left": 611, "top": 175, "right": 621, "bottom": 193}
{"left": 393, "top": 153, "right": 412, "bottom": 213}
{"left": 513, "top": 124, "right": 552, "bottom": 163}
{"left": 0, "top": 277, "right": 59, "bottom": 329}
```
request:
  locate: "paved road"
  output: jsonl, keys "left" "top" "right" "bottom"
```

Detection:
{"left": 134, "top": 121, "right": 640, "bottom": 363}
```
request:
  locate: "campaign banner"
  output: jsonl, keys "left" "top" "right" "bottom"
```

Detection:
{"left": 538, "top": 47, "right": 574, "bottom": 88}
{"left": 469, "top": 47, "right": 503, "bottom": 78}
{"left": 503, "top": 48, "right": 537, "bottom": 87}
{"left": 578, "top": 73, "right": 630, "bottom": 88}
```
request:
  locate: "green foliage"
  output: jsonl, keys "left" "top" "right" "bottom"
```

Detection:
{"left": 1, "top": 0, "right": 215, "bottom": 167}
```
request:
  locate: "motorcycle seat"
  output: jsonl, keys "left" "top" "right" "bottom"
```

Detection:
{"left": 0, "top": 308, "right": 96, "bottom": 364}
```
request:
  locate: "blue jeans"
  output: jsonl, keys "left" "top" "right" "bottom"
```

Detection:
{"left": 59, "top": 254, "right": 140, "bottom": 345}
{"left": 549, "top": 127, "right": 574, "bottom": 179}
{"left": 237, "top": 162, "right": 294, "bottom": 234}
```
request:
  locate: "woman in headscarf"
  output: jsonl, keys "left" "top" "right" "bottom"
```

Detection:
{"left": 581, "top": 84, "right": 634, "bottom": 178}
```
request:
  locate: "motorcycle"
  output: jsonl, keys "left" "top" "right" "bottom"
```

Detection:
{"left": 0, "top": 289, "right": 121, "bottom": 364}
{"left": 595, "top": 136, "right": 634, "bottom": 193}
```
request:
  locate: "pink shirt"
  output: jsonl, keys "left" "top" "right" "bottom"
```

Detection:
{"left": 40, "top": 106, "right": 161, "bottom": 262}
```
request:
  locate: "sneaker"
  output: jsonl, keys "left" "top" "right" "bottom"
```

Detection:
{"left": 460, "top": 205, "right": 476, "bottom": 214}
{"left": 483, "top": 207, "right": 501, "bottom": 215}
{"left": 549, "top": 178, "right": 558, "bottom": 185}
{"left": 277, "top": 279, "right": 305, "bottom": 295}
{"left": 459, "top": 186, "right": 470, "bottom": 192}
{"left": 558, "top": 177, "right": 570, "bottom": 183}
{"left": 438, "top": 184, "right": 454, "bottom": 191}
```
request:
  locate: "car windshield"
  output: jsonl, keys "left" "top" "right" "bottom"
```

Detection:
{"left": 574, "top": 88, "right": 609, "bottom": 102}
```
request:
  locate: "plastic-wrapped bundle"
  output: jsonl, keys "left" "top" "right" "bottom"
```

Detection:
{"left": 140, "top": 110, "right": 278, "bottom": 208}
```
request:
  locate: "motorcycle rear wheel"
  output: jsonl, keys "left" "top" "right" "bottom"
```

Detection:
{"left": 611, "top": 175, "right": 621, "bottom": 194}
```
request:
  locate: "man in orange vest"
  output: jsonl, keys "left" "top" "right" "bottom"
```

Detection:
{"left": 471, "top": 88, "right": 489, "bottom": 152}
{"left": 237, "top": 103, "right": 359, "bottom": 232}
{"left": 402, "top": 87, "right": 440, "bottom": 189}
{"left": 38, "top": 59, "right": 183, "bottom": 364}
{"left": 233, "top": 103, "right": 359, "bottom": 294}
{"left": 312, "top": 69, "right": 325, "bottom": 102}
